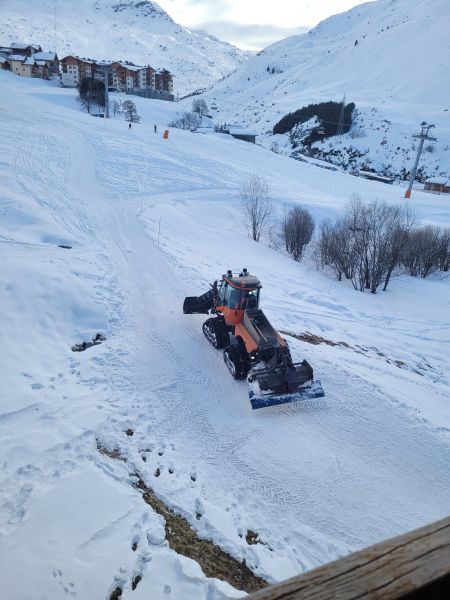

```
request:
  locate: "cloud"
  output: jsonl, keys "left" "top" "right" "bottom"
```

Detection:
{"left": 194, "top": 20, "right": 309, "bottom": 51}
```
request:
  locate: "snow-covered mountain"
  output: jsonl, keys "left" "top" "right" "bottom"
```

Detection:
{"left": 200, "top": 0, "right": 450, "bottom": 180}
{"left": 0, "top": 0, "right": 248, "bottom": 95}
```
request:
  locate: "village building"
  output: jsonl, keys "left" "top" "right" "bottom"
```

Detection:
{"left": 359, "top": 170, "right": 394, "bottom": 185}
{"left": 0, "top": 56, "right": 10, "bottom": 70}
{"left": 424, "top": 177, "right": 450, "bottom": 194}
{"left": 31, "top": 51, "right": 59, "bottom": 76}
{"left": 155, "top": 69, "right": 173, "bottom": 94}
{"left": 9, "top": 54, "right": 32, "bottom": 77}
{"left": 219, "top": 124, "right": 257, "bottom": 144}
{"left": 60, "top": 56, "right": 96, "bottom": 87}
{"left": 9, "top": 42, "right": 42, "bottom": 56}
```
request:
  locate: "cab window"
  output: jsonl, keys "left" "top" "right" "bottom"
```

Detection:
{"left": 222, "top": 283, "right": 242, "bottom": 308}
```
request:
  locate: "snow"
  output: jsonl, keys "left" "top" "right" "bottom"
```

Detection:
{"left": 0, "top": 0, "right": 248, "bottom": 96}
{"left": 198, "top": 0, "right": 450, "bottom": 180}
{"left": 1, "top": 71, "right": 450, "bottom": 598}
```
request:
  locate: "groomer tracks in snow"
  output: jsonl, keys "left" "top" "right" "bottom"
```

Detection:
{"left": 1, "top": 72, "right": 449, "bottom": 599}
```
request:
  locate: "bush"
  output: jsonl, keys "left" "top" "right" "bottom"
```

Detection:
{"left": 401, "top": 226, "right": 450, "bottom": 277}
{"left": 282, "top": 207, "right": 315, "bottom": 261}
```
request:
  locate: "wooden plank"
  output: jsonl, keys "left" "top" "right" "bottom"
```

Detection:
{"left": 248, "top": 516, "right": 450, "bottom": 599}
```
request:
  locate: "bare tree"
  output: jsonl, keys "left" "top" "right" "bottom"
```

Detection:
{"left": 316, "top": 196, "right": 415, "bottom": 293}
{"left": 240, "top": 174, "right": 272, "bottom": 242}
{"left": 78, "top": 77, "right": 105, "bottom": 114}
{"left": 168, "top": 111, "right": 201, "bottom": 131}
{"left": 282, "top": 206, "right": 315, "bottom": 261}
{"left": 122, "top": 100, "right": 140, "bottom": 123}
{"left": 112, "top": 99, "right": 122, "bottom": 117}
{"left": 192, "top": 98, "right": 208, "bottom": 117}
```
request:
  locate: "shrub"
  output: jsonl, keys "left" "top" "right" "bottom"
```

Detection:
{"left": 402, "top": 226, "right": 450, "bottom": 277}
{"left": 282, "top": 207, "right": 315, "bottom": 261}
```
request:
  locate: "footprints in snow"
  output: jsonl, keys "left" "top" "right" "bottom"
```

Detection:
{"left": 108, "top": 511, "right": 163, "bottom": 598}
{"left": 53, "top": 569, "right": 76, "bottom": 596}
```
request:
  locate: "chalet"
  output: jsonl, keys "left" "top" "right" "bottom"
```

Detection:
{"left": 31, "top": 51, "right": 59, "bottom": 76}
{"left": 220, "top": 125, "right": 257, "bottom": 144}
{"left": 9, "top": 55, "right": 32, "bottom": 76}
{"left": 424, "top": 177, "right": 450, "bottom": 194}
{"left": 9, "top": 42, "right": 42, "bottom": 56}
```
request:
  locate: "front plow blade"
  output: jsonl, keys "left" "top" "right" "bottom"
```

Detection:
{"left": 249, "top": 380, "right": 325, "bottom": 410}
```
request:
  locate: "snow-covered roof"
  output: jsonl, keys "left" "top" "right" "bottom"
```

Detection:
{"left": 32, "top": 51, "right": 57, "bottom": 61}
{"left": 425, "top": 177, "right": 449, "bottom": 185}
{"left": 23, "top": 57, "right": 36, "bottom": 65}
{"left": 10, "top": 42, "right": 40, "bottom": 50}
{"left": 8, "top": 54, "right": 25, "bottom": 62}
{"left": 0, "top": 56, "right": 9, "bottom": 64}
{"left": 359, "top": 170, "right": 394, "bottom": 182}
{"left": 116, "top": 62, "right": 142, "bottom": 72}
{"left": 228, "top": 128, "right": 257, "bottom": 136}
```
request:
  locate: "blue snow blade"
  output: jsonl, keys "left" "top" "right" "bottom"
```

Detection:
{"left": 249, "top": 381, "right": 325, "bottom": 410}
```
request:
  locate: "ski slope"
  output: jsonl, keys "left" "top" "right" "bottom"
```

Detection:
{"left": 1, "top": 72, "right": 450, "bottom": 599}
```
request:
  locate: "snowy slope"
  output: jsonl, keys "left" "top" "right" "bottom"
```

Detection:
{"left": 1, "top": 72, "right": 450, "bottom": 599}
{"left": 0, "top": 0, "right": 247, "bottom": 96}
{"left": 198, "top": 0, "right": 450, "bottom": 179}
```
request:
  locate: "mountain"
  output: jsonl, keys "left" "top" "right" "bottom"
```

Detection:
{"left": 0, "top": 0, "right": 247, "bottom": 95}
{"left": 200, "top": 0, "right": 450, "bottom": 180}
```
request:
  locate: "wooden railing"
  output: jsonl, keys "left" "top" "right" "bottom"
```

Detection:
{"left": 248, "top": 516, "right": 450, "bottom": 599}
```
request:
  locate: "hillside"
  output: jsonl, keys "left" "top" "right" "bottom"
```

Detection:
{"left": 0, "top": 0, "right": 247, "bottom": 95}
{"left": 1, "top": 71, "right": 450, "bottom": 598}
{"left": 198, "top": 0, "right": 450, "bottom": 180}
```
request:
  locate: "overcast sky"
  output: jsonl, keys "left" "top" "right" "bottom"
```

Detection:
{"left": 157, "top": 0, "right": 371, "bottom": 50}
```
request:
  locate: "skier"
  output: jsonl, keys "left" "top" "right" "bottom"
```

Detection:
{"left": 128, "top": 122, "right": 132, "bottom": 131}
{"left": 154, "top": 124, "right": 157, "bottom": 133}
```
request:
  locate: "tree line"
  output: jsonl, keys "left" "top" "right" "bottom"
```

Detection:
{"left": 241, "top": 176, "right": 450, "bottom": 294}
{"left": 273, "top": 101, "right": 355, "bottom": 145}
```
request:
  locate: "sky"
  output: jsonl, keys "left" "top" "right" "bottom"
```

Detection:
{"left": 157, "top": 0, "right": 372, "bottom": 50}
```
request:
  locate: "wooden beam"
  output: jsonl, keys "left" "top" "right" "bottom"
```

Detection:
{"left": 248, "top": 516, "right": 450, "bottom": 599}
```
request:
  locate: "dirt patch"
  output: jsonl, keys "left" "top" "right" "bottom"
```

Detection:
{"left": 97, "top": 441, "right": 127, "bottom": 462}
{"left": 133, "top": 475, "right": 267, "bottom": 593}
{"left": 97, "top": 442, "right": 267, "bottom": 594}
{"left": 281, "top": 330, "right": 433, "bottom": 376}
{"left": 109, "top": 587, "right": 122, "bottom": 600}
{"left": 280, "top": 330, "right": 349, "bottom": 348}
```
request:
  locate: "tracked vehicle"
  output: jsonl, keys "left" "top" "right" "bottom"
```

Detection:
{"left": 183, "top": 269, "right": 324, "bottom": 409}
